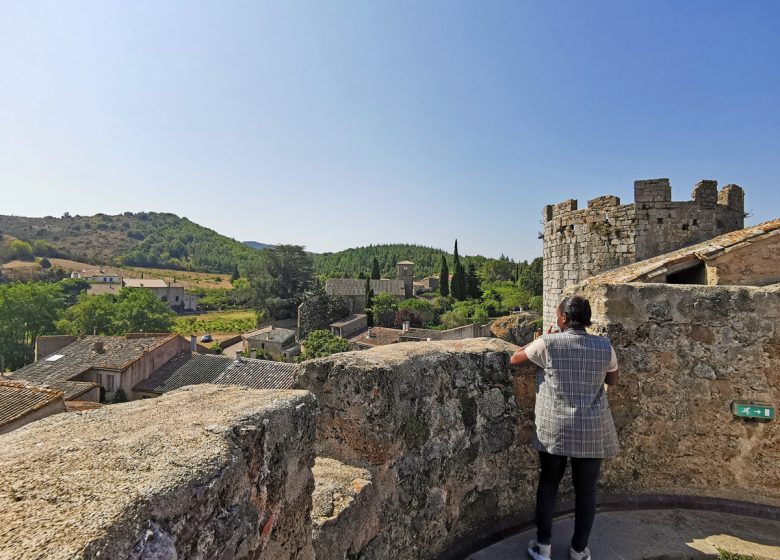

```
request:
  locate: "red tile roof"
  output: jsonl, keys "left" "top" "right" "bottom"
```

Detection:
{"left": 0, "top": 381, "right": 64, "bottom": 429}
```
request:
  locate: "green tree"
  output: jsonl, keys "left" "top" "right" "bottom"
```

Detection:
{"left": 40, "top": 257, "right": 52, "bottom": 269}
{"left": 450, "top": 241, "right": 461, "bottom": 300}
{"left": 0, "top": 282, "right": 64, "bottom": 369}
{"left": 230, "top": 264, "right": 240, "bottom": 283}
{"left": 450, "top": 240, "right": 468, "bottom": 301}
{"left": 298, "top": 329, "right": 351, "bottom": 361}
{"left": 371, "top": 257, "right": 381, "bottom": 280}
{"left": 466, "top": 263, "right": 482, "bottom": 299}
{"left": 481, "top": 254, "right": 515, "bottom": 282}
{"left": 369, "top": 292, "right": 398, "bottom": 327}
{"left": 519, "top": 257, "right": 543, "bottom": 296}
{"left": 364, "top": 277, "right": 374, "bottom": 327}
{"left": 439, "top": 307, "right": 470, "bottom": 329}
{"left": 244, "top": 245, "right": 313, "bottom": 320}
{"left": 398, "top": 298, "right": 435, "bottom": 324}
{"left": 298, "top": 280, "right": 350, "bottom": 339}
{"left": 57, "top": 292, "right": 117, "bottom": 335}
{"left": 57, "top": 289, "right": 174, "bottom": 335}
{"left": 58, "top": 278, "right": 90, "bottom": 307}
{"left": 439, "top": 255, "right": 449, "bottom": 297}
{"left": 113, "top": 289, "right": 175, "bottom": 333}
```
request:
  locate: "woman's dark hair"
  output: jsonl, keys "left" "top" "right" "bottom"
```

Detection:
{"left": 558, "top": 295, "right": 592, "bottom": 329}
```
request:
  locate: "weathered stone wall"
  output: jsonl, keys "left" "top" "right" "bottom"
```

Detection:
{"left": 0, "top": 385, "right": 317, "bottom": 560}
{"left": 579, "top": 282, "right": 780, "bottom": 503}
{"left": 296, "top": 339, "right": 540, "bottom": 560}
{"left": 706, "top": 232, "right": 780, "bottom": 286}
{"left": 543, "top": 178, "right": 745, "bottom": 324}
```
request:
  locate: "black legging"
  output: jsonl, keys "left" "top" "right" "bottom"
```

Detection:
{"left": 536, "top": 451, "right": 602, "bottom": 552}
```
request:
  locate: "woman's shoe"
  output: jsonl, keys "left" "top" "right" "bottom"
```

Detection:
{"left": 569, "top": 545, "right": 591, "bottom": 560}
{"left": 527, "top": 539, "right": 552, "bottom": 560}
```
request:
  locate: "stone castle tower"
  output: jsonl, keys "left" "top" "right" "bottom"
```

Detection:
{"left": 542, "top": 178, "right": 745, "bottom": 324}
{"left": 396, "top": 260, "right": 415, "bottom": 298}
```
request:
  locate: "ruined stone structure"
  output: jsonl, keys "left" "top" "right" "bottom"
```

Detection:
{"left": 542, "top": 178, "right": 745, "bottom": 324}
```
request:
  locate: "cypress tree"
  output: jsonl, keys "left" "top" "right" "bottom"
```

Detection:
{"left": 371, "top": 257, "right": 381, "bottom": 280}
{"left": 455, "top": 262, "right": 467, "bottom": 301}
{"left": 439, "top": 255, "right": 449, "bottom": 297}
{"left": 230, "top": 264, "right": 240, "bottom": 283}
{"left": 466, "top": 263, "right": 481, "bottom": 299}
{"left": 364, "top": 276, "right": 374, "bottom": 327}
{"left": 451, "top": 240, "right": 462, "bottom": 300}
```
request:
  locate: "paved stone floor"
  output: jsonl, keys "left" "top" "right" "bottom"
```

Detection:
{"left": 468, "top": 509, "right": 780, "bottom": 559}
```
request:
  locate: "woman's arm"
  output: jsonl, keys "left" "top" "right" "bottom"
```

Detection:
{"left": 605, "top": 369, "right": 619, "bottom": 386}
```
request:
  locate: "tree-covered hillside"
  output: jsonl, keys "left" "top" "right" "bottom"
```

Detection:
{"left": 0, "top": 212, "right": 262, "bottom": 273}
{"left": 313, "top": 243, "right": 489, "bottom": 278}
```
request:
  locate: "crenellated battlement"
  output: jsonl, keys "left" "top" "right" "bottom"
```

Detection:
{"left": 541, "top": 177, "right": 746, "bottom": 324}
{"left": 543, "top": 178, "right": 744, "bottom": 223}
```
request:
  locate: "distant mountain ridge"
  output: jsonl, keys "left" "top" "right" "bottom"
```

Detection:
{"left": 0, "top": 212, "right": 261, "bottom": 274}
{"left": 0, "top": 213, "right": 498, "bottom": 279}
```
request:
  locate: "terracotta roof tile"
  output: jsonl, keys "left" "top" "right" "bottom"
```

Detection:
{"left": 0, "top": 381, "right": 64, "bottom": 428}
{"left": 12, "top": 335, "right": 176, "bottom": 397}
{"left": 133, "top": 354, "right": 299, "bottom": 394}
{"left": 349, "top": 327, "right": 403, "bottom": 347}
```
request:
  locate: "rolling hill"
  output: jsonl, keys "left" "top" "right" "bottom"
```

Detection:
{"left": 312, "top": 243, "right": 489, "bottom": 278}
{"left": 0, "top": 213, "right": 506, "bottom": 280}
{"left": 0, "top": 212, "right": 262, "bottom": 274}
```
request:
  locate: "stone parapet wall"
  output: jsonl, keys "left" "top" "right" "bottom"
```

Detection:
{"left": 0, "top": 385, "right": 317, "bottom": 560}
{"left": 297, "top": 339, "right": 540, "bottom": 560}
{"left": 3, "top": 322, "right": 777, "bottom": 559}
{"left": 578, "top": 282, "right": 780, "bottom": 503}
{"left": 543, "top": 178, "right": 745, "bottom": 324}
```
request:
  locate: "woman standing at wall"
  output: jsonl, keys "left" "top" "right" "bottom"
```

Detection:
{"left": 511, "top": 295, "right": 620, "bottom": 560}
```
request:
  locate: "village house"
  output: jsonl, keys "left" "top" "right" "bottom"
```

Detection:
{"left": 70, "top": 269, "right": 122, "bottom": 283}
{"left": 329, "top": 314, "right": 368, "bottom": 339}
{"left": 242, "top": 326, "right": 301, "bottom": 361}
{"left": 11, "top": 334, "right": 191, "bottom": 403}
{"left": 122, "top": 278, "right": 198, "bottom": 312}
{"left": 133, "top": 354, "right": 299, "bottom": 398}
{"left": 0, "top": 381, "right": 66, "bottom": 435}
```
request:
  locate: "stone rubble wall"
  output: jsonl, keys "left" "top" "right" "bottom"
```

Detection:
{"left": 578, "top": 282, "right": 780, "bottom": 503}
{"left": 0, "top": 385, "right": 317, "bottom": 560}
{"left": 296, "top": 339, "right": 540, "bottom": 560}
{"left": 543, "top": 179, "right": 745, "bottom": 324}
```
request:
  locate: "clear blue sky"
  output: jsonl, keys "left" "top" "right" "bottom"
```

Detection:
{"left": 2, "top": 1, "right": 778, "bottom": 261}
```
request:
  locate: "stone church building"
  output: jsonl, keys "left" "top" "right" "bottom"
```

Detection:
{"left": 324, "top": 261, "right": 415, "bottom": 315}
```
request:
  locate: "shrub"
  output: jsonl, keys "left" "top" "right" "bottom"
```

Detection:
{"left": 298, "top": 329, "right": 350, "bottom": 361}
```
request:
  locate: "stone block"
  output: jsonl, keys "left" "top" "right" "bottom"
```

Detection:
{"left": 0, "top": 385, "right": 317, "bottom": 560}
{"left": 718, "top": 184, "right": 745, "bottom": 213}
{"left": 634, "top": 178, "right": 672, "bottom": 204}
{"left": 693, "top": 180, "right": 718, "bottom": 206}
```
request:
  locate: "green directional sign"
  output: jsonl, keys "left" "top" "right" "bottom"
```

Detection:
{"left": 731, "top": 402, "right": 775, "bottom": 420}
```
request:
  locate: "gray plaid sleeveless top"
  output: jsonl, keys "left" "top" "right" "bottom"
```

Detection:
{"left": 533, "top": 329, "right": 620, "bottom": 458}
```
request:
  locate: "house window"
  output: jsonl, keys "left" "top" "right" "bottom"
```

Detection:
{"left": 105, "top": 374, "right": 115, "bottom": 392}
{"left": 96, "top": 373, "right": 103, "bottom": 386}
{"left": 175, "top": 295, "right": 179, "bottom": 302}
